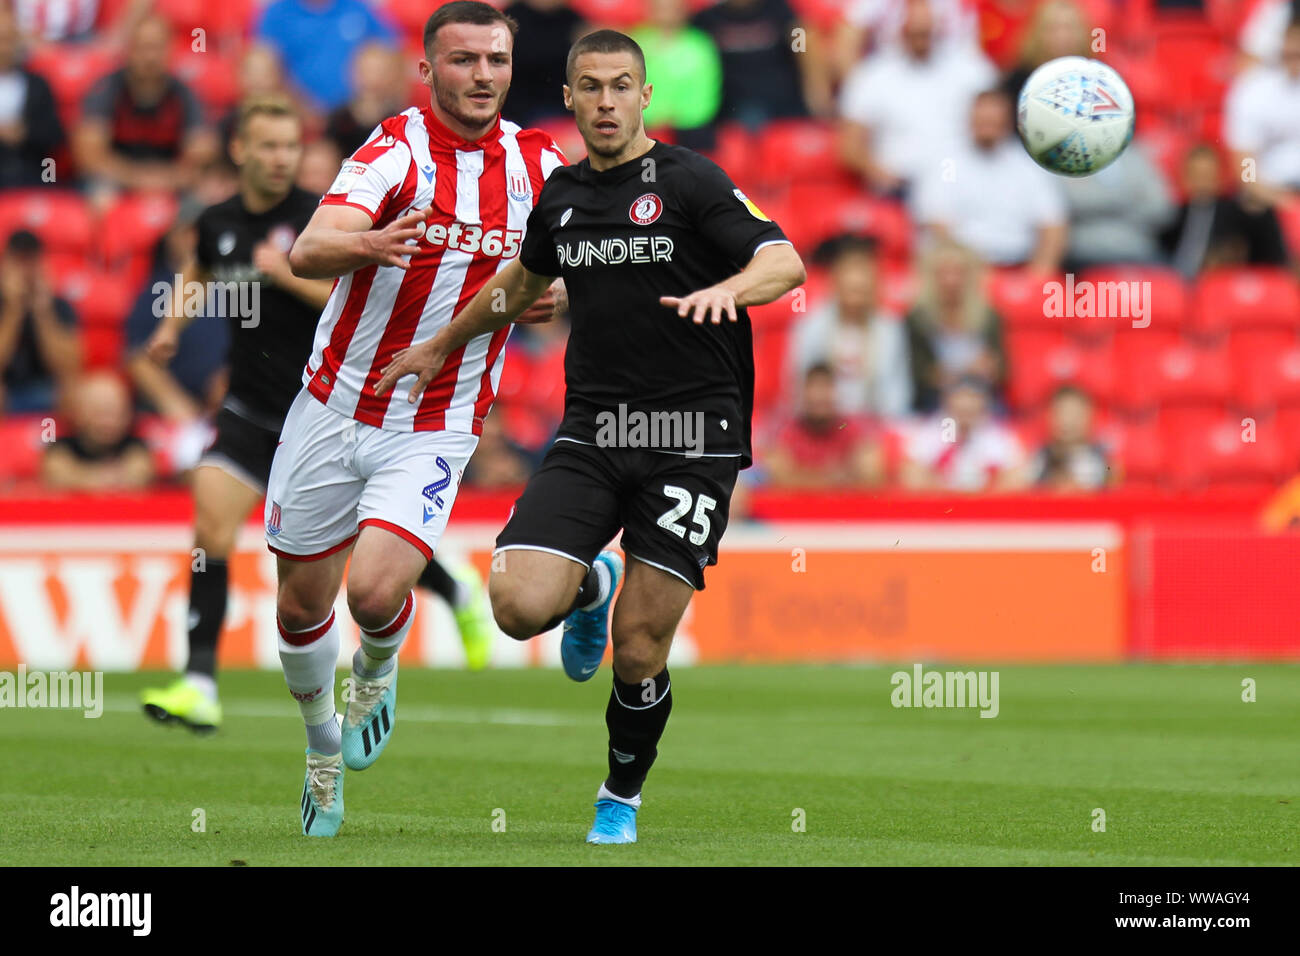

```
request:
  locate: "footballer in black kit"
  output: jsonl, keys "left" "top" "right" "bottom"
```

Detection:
{"left": 498, "top": 138, "right": 787, "bottom": 588}
{"left": 375, "top": 29, "right": 806, "bottom": 844}
{"left": 141, "top": 97, "right": 498, "bottom": 734}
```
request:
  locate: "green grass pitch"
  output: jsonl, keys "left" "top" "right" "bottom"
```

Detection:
{"left": 1, "top": 665, "right": 1296, "bottom": 865}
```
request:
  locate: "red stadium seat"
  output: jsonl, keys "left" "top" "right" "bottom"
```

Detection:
{"left": 1075, "top": 266, "right": 1188, "bottom": 339}
{"left": 570, "top": 0, "right": 648, "bottom": 27}
{"left": 986, "top": 268, "right": 1052, "bottom": 330}
{"left": 702, "top": 123, "right": 758, "bottom": 195}
{"left": 1191, "top": 267, "right": 1300, "bottom": 335}
{"left": 752, "top": 327, "right": 789, "bottom": 412}
{"left": 1113, "top": 333, "right": 1230, "bottom": 410}
{"left": 754, "top": 120, "right": 847, "bottom": 189}
{"left": 1278, "top": 197, "right": 1300, "bottom": 260}
{"left": 24, "top": 43, "right": 118, "bottom": 125}
{"left": 0, "top": 416, "right": 48, "bottom": 483}
{"left": 98, "top": 192, "right": 178, "bottom": 265}
{"left": 782, "top": 183, "right": 911, "bottom": 261}
{"left": 1108, "top": 415, "right": 1164, "bottom": 484}
{"left": 171, "top": 48, "right": 241, "bottom": 113}
{"left": 1230, "top": 331, "right": 1300, "bottom": 410}
{"left": 1005, "top": 331, "right": 1114, "bottom": 410}
{"left": 0, "top": 190, "right": 94, "bottom": 256}
{"left": 1165, "top": 409, "right": 1290, "bottom": 488}
{"left": 52, "top": 264, "right": 136, "bottom": 331}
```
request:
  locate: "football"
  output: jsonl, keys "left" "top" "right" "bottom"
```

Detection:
{"left": 1016, "top": 55, "right": 1135, "bottom": 177}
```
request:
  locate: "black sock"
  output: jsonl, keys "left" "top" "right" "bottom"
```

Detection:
{"left": 604, "top": 667, "right": 672, "bottom": 799}
{"left": 537, "top": 563, "right": 603, "bottom": 634}
{"left": 418, "top": 558, "right": 460, "bottom": 608}
{"left": 185, "top": 558, "right": 228, "bottom": 678}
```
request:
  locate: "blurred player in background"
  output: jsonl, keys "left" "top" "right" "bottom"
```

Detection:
{"left": 376, "top": 30, "right": 805, "bottom": 845}
{"left": 271, "top": 1, "right": 563, "bottom": 836}
{"left": 138, "top": 94, "right": 497, "bottom": 737}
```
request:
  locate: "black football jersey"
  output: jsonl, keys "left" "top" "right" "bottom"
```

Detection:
{"left": 195, "top": 187, "right": 321, "bottom": 426}
{"left": 519, "top": 141, "right": 789, "bottom": 466}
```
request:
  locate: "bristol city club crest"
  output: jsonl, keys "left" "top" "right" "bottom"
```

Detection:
{"left": 508, "top": 169, "right": 531, "bottom": 202}
{"left": 629, "top": 193, "right": 663, "bottom": 226}
{"left": 268, "top": 224, "right": 296, "bottom": 253}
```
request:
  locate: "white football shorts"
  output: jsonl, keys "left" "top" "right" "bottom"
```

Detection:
{"left": 264, "top": 389, "right": 478, "bottom": 562}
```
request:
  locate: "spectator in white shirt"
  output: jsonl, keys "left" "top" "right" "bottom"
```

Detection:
{"left": 787, "top": 236, "right": 912, "bottom": 420}
{"left": 1226, "top": 20, "right": 1300, "bottom": 207}
{"left": 913, "top": 88, "right": 1068, "bottom": 273}
{"left": 837, "top": 0, "right": 995, "bottom": 197}
{"left": 1239, "top": 0, "right": 1297, "bottom": 67}
{"left": 833, "top": 0, "right": 980, "bottom": 78}
{"left": 1060, "top": 144, "right": 1175, "bottom": 270}
{"left": 901, "top": 375, "right": 1026, "bottom": 492}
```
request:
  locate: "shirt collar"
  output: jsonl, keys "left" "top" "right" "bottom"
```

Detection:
{"left": 421, "top": 105, "right": 502, "bottom": 150}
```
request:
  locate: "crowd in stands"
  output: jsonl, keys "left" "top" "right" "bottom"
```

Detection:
{"left": 1, "top": 0, "right": 1300, "bottom": 502}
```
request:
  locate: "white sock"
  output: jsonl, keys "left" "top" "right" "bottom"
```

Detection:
{"left": 580, "top": 561, "right": 611, "bottom": 612}
{"left": 358, "top": 591, "right": 415, "bottom": 675}
{"left": 278, "top": 610, "right": 340, "bottom": 753}
{"left": 184, "top": 671, "right": 217, "bottom": 700}
{"left": 597, "top": 781, "right": 642, "bottom": 808}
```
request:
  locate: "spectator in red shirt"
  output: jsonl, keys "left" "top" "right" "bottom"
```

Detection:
{"left": 766, "top": 363, "right": 886, "bottom": 487}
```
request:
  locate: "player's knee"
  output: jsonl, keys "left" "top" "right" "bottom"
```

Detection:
{"left": 488, "top": 584, "right": 550, "bottom": 641}
{"left": 611, "top": 623, "right": 669, "bottom": 681}
{"left": 346, "top": 581, "right": 408, "bottom": 632}
{"left": 276, "top": 588, "right": 331, "bottom": 633}
{"left": 192, "top": 512, "right": 236, "bottom": 558}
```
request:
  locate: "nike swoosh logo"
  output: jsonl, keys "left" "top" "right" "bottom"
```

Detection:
{"left": 580, "top": 664, "right": 599, "bottom": 675}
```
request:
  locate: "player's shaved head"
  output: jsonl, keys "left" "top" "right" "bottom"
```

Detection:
{"left": 566, "top": 30, "right": 646, "bottom": 86}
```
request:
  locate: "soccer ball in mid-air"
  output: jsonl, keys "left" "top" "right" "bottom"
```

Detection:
{"left": 1016, "top": 56, "right": 1135, "bottom": 177}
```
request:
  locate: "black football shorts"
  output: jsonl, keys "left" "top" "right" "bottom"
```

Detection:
{"left": 198, "top": 406, "right": 282, "bottom": 493}
{"left": 495, "top": 439, "right": 741, "bottom": 590}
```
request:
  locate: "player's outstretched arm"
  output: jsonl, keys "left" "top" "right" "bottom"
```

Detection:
{"left": 373, "top": 258, "right": 555, "bottom": 403}
{"left": 288, "top": 205, "right": 431, "bottom": 279}
{"left": 660, "top": 242, "right": 807, "bottom": 325}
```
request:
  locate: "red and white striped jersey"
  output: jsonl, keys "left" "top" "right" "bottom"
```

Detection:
{"left": 305, "top": 105, "right": 565, "bottom": 434}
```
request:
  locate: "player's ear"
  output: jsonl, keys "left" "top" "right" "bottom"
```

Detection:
{"left": 641, "top": 83, "right": 652, "bottom": 111}
{"left": 562, "top": 84, "right": 573, "bottom": 112}
{"left": 417, "top": 56, "right": 433, "bottom": 89}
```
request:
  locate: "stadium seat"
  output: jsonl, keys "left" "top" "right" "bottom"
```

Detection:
{"left": 752, "top": 327, "right": 789, "bottom": 412}
{"left": 98, "top": 192, "right": 178, "bottom": 266}
{"left": 0, "top": 190, "right": 95, "bottom": 256}
{"left": 570, "top": 0, "right": 648, "bottom": 27}
{"left": 52, "top": 265, "right": 136, "bottom": 333}
{"left": 0, "top": 416, "right": 48, "bottom": 483}
{"left": 986, "top": 268, "right": 1053, "bottom": 330}
{"left": 703, "top": 123, "right": 758, "bottom": 195}
{"left": 782, "top": 183, "right": 911, "bottom": 261}
{"left": 170, "top": 48, "right": 241, "bottom": 113}
{"left": 754, "top": 120, "right": 847, "bottom": 189}
{"left": 24, "top": 43, "right": 118, "bottom": 126}
{"left": 1191, "top": 267, "right": 1300, "bottom": 335}
{"left": 1113, "top": 333, "right": 1230, "bottom": 410}
{"left": 1108, "top": 415, "right": 1164, "bottom": 485}
{"left": 1005, "top": 332, "right": 1114, "bottom": 410}
{"left": 1230, "top": 331, "right": 1300, "bottom": 410}
{"left": 1075, "top": 266, "right": 1188, "bottom": 339}
{"left": 1164, "top": 409, "right": 1290, "bottom": 489}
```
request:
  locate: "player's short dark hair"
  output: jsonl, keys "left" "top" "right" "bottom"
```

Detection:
{"left": 234, "top": 94, "right": 299, "bottom": 139}
{"left": 565, "top": 30, "right": 646, "bottom": 85}
{"left": 424, "top": 1, "right": 518, "bottom": 56}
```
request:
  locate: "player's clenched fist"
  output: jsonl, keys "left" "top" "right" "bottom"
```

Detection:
{"left": 374, "top": 338, "right": 449, "bottom": 404}
{"left": 660, "top": 286, "right": 738, "bottom": 325}
{"left": 362, "top": 206, "right": 432, "bottom": 270}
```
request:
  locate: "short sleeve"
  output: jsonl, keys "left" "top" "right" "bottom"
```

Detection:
{"left": 81, "top": 73, "right": 115, "bottom": 123}
{"left": 688, "top": 158, "right": 789, "bottom": 266}
{"left": 319, "top": 124, "right": 412, "bottom": 223}
{"left": 519, "top": 201, "right": 560, "bottom": 277}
